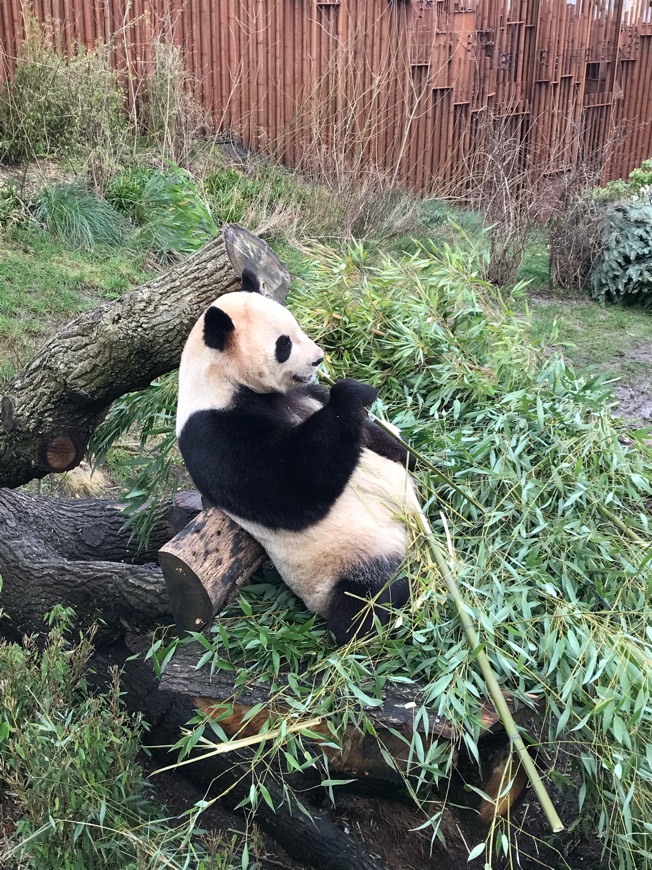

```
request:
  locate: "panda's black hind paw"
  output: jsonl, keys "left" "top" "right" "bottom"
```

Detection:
{"left": 327, "top": 574, "right": 409, "bottom": 647}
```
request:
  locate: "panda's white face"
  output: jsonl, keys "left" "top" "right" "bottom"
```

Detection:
{"left": 216, "top": 291, "right": 323, "bottom": 393}
{"left": 177, "top": 291, "right": 323, "bottom": 432}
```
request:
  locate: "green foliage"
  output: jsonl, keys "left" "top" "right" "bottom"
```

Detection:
{"left": 0, "top": 15, "right": 125, "bottom": 164}
{"left": 206, "top": 166, "right": 266, "bottom": 224}
{"left": 0, "top": 607, "right": 228, "bottom": 869}
{"left": 158, "top": 247, "right": 652, "bottom": 868}
{"left": 205, "top": 164, "right": 309, "bottom": 226}
{"left": 595, "top": 158, "right": 652, "bottom": 205}
{"left": 629, "top": 158, "right": 652, "bottom": 198}
{"left": 131, "top": 166, "right": 217, "bottom": 262}
{"left": 589, "top": 202, "right": 652, "bottom": 307}
{"left": 98, "top": 242, "right": 652, "bottom": 866}
{"left": 107, "top": 164, "right": 220, "bottom": 260}
{"left": 105, "top": 166, "right": 156, "bottom": 222}
{"left": 34, "top": 182, "right": 132, "bottom": 251}
{"left": 89, "top": 373, "right": 182, "bottom": 543}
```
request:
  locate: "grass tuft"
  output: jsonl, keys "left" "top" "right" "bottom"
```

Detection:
{"left": 34, "top": 182, "right": 131, "bottom": 251}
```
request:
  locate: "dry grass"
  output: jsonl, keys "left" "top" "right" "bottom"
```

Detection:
{"left": 138, "top": 39, "right": 210, "bottom": 169}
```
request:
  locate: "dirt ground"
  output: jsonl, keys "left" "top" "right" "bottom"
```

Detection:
{"left": 611, "top": 339, "right": 652, "bottom": 426}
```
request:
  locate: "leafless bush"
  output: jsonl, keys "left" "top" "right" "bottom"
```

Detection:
{"left": 237, "top": 31, "right": 428, "bottom": 242}
{"left": 297, "top": 149, "right": 421, "bottom": 240}
{"left": 548, "top": 128, "right": 627, "bottom": 291}
{"left": 549, "top": 184, "right": 607, "bottom": 292}
{"left": 0, "top": 11, "right": 126, "bottom": 172}
{"left": 459, "top": 111, "right": 552, "bottom": 286}
{"left": 138, "top": 40, "right": 209, "bottom": 169}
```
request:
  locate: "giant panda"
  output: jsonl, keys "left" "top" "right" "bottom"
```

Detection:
{"left": 176, "top": 268, "right": 420, "bottom": 645}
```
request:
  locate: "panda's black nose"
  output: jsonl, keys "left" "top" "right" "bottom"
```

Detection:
{"left": 312, "top": 356, "right": 324, "bottom": 367}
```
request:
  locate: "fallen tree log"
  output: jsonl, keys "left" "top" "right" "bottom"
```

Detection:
{"left": 161, "top": 642, "right": 536, "bottom": 795}
{"left": 90, "top": 637, "right": 391, "bottom": 870}
{"left": 0, "top": 237, "right": 238, "bottom": 488}
{"left": 0, "top": 488, "right": 202, "bottom": 640}
{"left": 0, "top": 225, "right": 289, "bottom": 490}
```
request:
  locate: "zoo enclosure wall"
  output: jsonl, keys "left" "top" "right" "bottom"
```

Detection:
{"left": 1, "top": 0, "right": 651, "bottom": 192}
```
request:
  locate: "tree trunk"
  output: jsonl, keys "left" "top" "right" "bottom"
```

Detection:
{"left": 0, "top": 488, "right": 201, "bottom": 640}
{"left": 0, "top": 237, "right": 238, "bottom": 489}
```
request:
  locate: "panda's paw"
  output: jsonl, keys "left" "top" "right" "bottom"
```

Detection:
{"left": 330, "top": 378, "right": 378, "bottom": 409}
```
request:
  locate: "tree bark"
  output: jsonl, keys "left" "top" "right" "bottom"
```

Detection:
{"left": 0, "top": 237, "right": 239, "bottom": 489}
{"left": 0, "top": 488, "right": 201, "bottom": 640}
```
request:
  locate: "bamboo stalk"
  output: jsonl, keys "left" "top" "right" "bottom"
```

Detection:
{"left": 368, "top": 412, "right": 486, "bottom": 513}
{"left": 597, "top": 503, "right": 649, "bottom": 546}
{"left": 415, "top": 505, "right": 565, "bottom": 834}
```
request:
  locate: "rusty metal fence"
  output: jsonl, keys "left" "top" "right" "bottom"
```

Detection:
{"left": 1, "top": 0, "right": 651, "bottom": 191}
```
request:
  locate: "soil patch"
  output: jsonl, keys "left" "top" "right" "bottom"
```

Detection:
{"left": 610, "top": 339, "right": 652, "bottom": 425}
{"left": 613, "top": 378, "right": 652, "bottom": 426}
{"left": 141, "top": 756, "right": 305, "bottom": 869}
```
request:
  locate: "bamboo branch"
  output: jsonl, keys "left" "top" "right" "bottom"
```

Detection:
{"left": 597, "top": 503, "right": 649, "bottom": 546}
{"left": 416, "top": 506, "right": 564, "bottom": 833}
{"left": 367, "top": 412, "right": 485, "bottom": 513}
{"left": 361, "top": 405, "right": 564, "bottom": 833}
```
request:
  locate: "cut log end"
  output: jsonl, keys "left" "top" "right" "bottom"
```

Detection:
{"left": 479, "top": 747, "right": 529, "bottom": 824}
{"left": 40, "top": 433, "right": 83, "bottom": 473}
{"left": 158, "top": 551, "right": 215, "bottom": 633}
{"left": 224, "top": 224, "right": 290, "bottom": 302}
{"left": 159, "top": 506, "right": 266, "bottom": 635}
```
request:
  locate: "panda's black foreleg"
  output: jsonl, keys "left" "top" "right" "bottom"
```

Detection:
{"left": 286, "top": 378, "right": 377, "bottom": 494}
{"left": 326, "top": 560, "right": 409, "bottom": 647}
{"left": 303, "top": 382, "right": 416, "bottom": 471}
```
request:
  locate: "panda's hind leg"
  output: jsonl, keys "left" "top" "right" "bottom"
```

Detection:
{"left": 326, "top": 558, "right": 409, "bottom": 646}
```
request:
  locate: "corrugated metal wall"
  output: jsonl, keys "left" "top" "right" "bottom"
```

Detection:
{"left": 1, "top": 0, "right": 651, "bottom": 190}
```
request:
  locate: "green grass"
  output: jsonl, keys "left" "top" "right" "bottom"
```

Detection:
{"left": 528, "top": 292, "right": 651, "bottom": 380}
{"left": 0, "top": 227, "right": 150, "bottom": 378}
{"left": 515, "top": 239, "right": 652, "bottom": 386}
{"left": 518, "top": 237, "right": 550, "bottom": 290}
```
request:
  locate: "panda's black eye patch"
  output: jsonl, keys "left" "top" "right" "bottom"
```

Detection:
{"left": 275, "top": 335, "right": 292, "bottom": 363}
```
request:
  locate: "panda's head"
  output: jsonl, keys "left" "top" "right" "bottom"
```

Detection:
{"left": 177, "top": 269, "right": 323, "bottom": 428}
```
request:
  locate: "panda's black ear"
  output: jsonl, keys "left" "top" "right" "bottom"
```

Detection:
{"left": 241, "top": 268, "right": 261, "bottom": 293}
{"left": 203, "top": 305, "right": 234, "bottom": 350}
